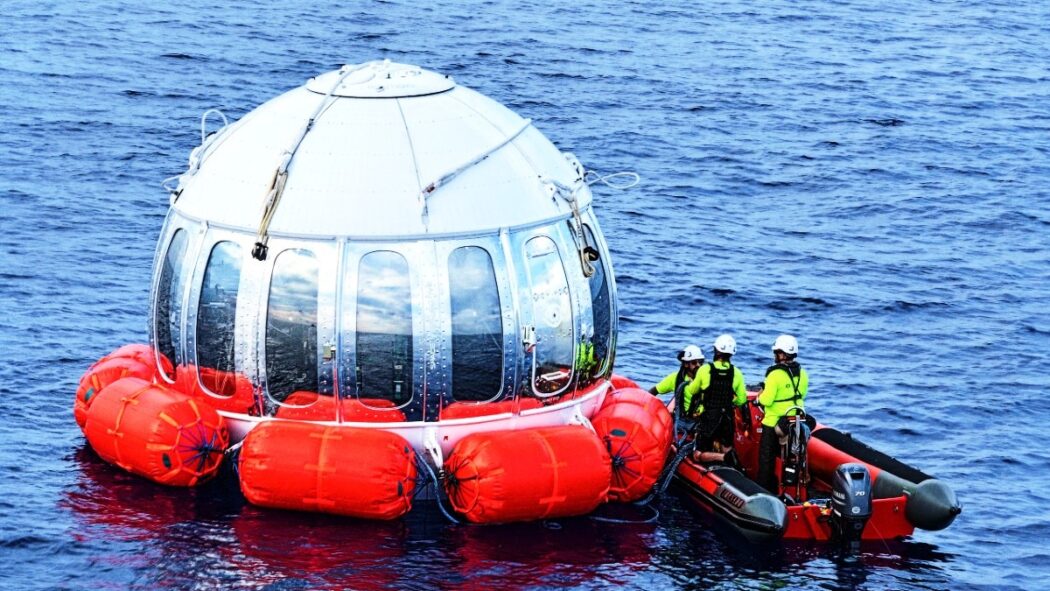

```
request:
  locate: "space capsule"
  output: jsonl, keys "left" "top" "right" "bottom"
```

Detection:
{"left": 150, "top": 60, "right": 619, "bottom": 461}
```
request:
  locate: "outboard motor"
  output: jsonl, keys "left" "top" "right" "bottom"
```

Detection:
{"left": 830, "top": 463, "right": 873, "bottom": 550}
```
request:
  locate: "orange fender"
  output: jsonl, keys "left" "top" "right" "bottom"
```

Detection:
{"left": 239, "top": 421, "right": 417, "bottom": 520}
{"left": 444, "top": 426, "right": 611, "bottom": 524}
{"left": 592, "top": 388, "right": 673, "bottom": 502}
{"left": 83, "top": 377, "right": 228, "bottom": 486}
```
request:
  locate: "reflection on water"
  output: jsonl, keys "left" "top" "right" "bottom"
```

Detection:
{"left": 62, "top": 446, "right": 956, "bottom": 590}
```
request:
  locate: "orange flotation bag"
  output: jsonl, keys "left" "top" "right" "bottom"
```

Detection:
{"left": 98, "top": 343, "right": 173, "bottom": 376}
{"left": 592, "top": 387, "right": 673, "bottom": 502}
{"left": 75, "top": 356, "right": 156, "bottom": 430}
{"left": 444, "top": 425, "right": 611, "bottom": 524}
{"left": 274, "top": 392, "right": 407, "bottom": 422}
{"left": 83, "top": 377, "right": 228, "bottom": 486}
{"left": 174, "top": 364, "right": 256, "bottom": 414}
{"left": 239, "top": 421, "right": 416, "bottom": 520}
{"left": 609, "top": 374, "right": 641, "bottom": 391}
{"left": 439, "top": 397, "right": 543, "bottom": 420}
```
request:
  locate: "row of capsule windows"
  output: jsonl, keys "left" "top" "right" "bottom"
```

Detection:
{"left": 153, "top": 219, "right": 615, "bottom": 417}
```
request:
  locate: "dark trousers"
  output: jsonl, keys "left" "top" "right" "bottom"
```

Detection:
{"left": 696, "top": 412, "right": 734, "bottom": 452}
{"left": 757, "top": 425, "right": 779, "bottom": 494}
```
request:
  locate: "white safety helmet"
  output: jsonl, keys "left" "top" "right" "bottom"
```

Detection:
{"left": 677, "top": 345, "right": 704, "bottom": 363}
{"left": 713, "top": 334, "right": 737, "bottom": 355}
{"left": 772, "top": 334, "right": 799, "bottom": 356}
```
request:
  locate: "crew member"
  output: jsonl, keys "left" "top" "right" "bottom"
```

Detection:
{"left": 649, "top": 345, "right": 704, "bottom": 406}
{"left": 756, "top": 334, "right": 808, "bottom": 494}
{"left": 681, "top": 334, "right": 747, "bottom": 459}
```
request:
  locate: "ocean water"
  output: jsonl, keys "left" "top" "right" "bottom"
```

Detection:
{"left": 2, "top": 1, "right": 1049, "bottom": 589}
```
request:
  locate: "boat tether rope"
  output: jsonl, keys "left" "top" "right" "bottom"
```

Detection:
{"left": 547, "top": 162, "right": 640, "bottom": 279}
{"left": 584, "top": 169, "right": 639, "bottom": 190}
{"left": 545, "top": 166, "right": 596, "bottom": 278}
{"left": 162, "top": 109, "right": 230, "bottom": 201}
{"left": 413, "top": 454, "right": 461, "bottom": 525}
{"left": 251, "top": 62, "right": 372, "bottom": 261}
{"left": 419, "top": 118, "right": 533, "bottom": 221}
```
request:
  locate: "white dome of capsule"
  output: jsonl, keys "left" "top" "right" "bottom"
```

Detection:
{"left": 172, "top": 60, "right": 591, "bottom": 238}
{"left": 151, "top": 61, "right": 617, "bottom": 440}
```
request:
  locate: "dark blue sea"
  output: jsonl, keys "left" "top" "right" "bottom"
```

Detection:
{"left": 2, "top": 1, "right": 1048, "bottom": 589}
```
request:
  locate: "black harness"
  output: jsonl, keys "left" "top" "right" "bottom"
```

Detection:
{"left": 765, "top": 362, "right": 803, "bottom": 405}
{"left": 674, "top": 366, "right": 689, "bottom": 392}
{"left": 672, "top": 365, "right": 690, "bottom": 415}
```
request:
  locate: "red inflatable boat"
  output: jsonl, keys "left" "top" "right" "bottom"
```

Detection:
{"left": 673, "top": 393, "right": 961, "bottom": 545}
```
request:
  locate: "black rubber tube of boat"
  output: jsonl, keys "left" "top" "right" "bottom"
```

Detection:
{"left": 811, "top": 427, "right": 961, "bottom": 530}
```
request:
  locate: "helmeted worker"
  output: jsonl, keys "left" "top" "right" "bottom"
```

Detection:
{"left": 756, "top": 334, "right": 809, "bottom": 494}
{"left": 681, "top": 334, "right": 747, "bottom": 455}
{"left": 649, "top": 345, "right": 704, "bottom": 403}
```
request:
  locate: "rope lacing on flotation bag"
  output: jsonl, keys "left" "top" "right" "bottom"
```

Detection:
{"left": 179, "top": 421, "right": 227, "bottom": 473}
{"left": 603, "top": 433, "right": 643, "bottom": 490}
{"left": 251, "top": 61, "right": 373, "bottom": 261}
{"left": 587, "top": 433, "right": 664, "bottom": 524}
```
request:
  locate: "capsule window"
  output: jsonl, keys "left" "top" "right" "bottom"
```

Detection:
{"left": 196, "top": 241, "right": 242, "bottom": 397}
{"left": 155, "top": 229, "right": 188, "bottom": 382}
{"left": 583, "top": 225, "right": 612, "bottom": 378}
{"left": 356, "top": 251, "right": 413, "bottom": 405}
{"left": 265, "top": 249, "right": 319, "bottom": 404}
{"left": 449, "top": 246, "right": 504, "bottom": 402}
{"left": 525, "top": 235, "right": 573, "bottom": 395}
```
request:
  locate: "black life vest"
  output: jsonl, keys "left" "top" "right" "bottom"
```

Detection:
{"left": 765, "top": 362, "right": 804, "bottom": 404}
{"left": 703, "top": 362, "right": 736, "bottom": 413}
{"left": 688, "top": 363, "right": 735, "bottom": 417}
{"left": 693, "top": 362, "right": 736, "bottom": 436}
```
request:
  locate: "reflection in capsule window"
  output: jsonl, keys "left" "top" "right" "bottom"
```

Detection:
{"left": 357, "top": 251, "right": 413, "bottom": 404}
{"left": 525, "top": 236, "right": 573, "bottom": 395}
{"left": 265, "top": 249, "right": 319, "bottom": 404}
{"left": 155, "top": 229, "right": 188, "bottom": 381}
{"left": 449, "top": 246, "right": 503, "bottom": 401}
{"left": 196, "top": 241, "right": 242, "bottom": 395}
{"left": 583, "top": 225, "right": 612, "bottom": 379}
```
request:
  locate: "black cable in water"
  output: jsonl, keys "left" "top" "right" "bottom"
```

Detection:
{"left": 633, "top": 439, "right": 695, "bottom": 508}
{"left": 413, "top": 455, "right": 461, "bottom": 525}
{"left": 590, "top": 503, "right": 660, "bottom": 524}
